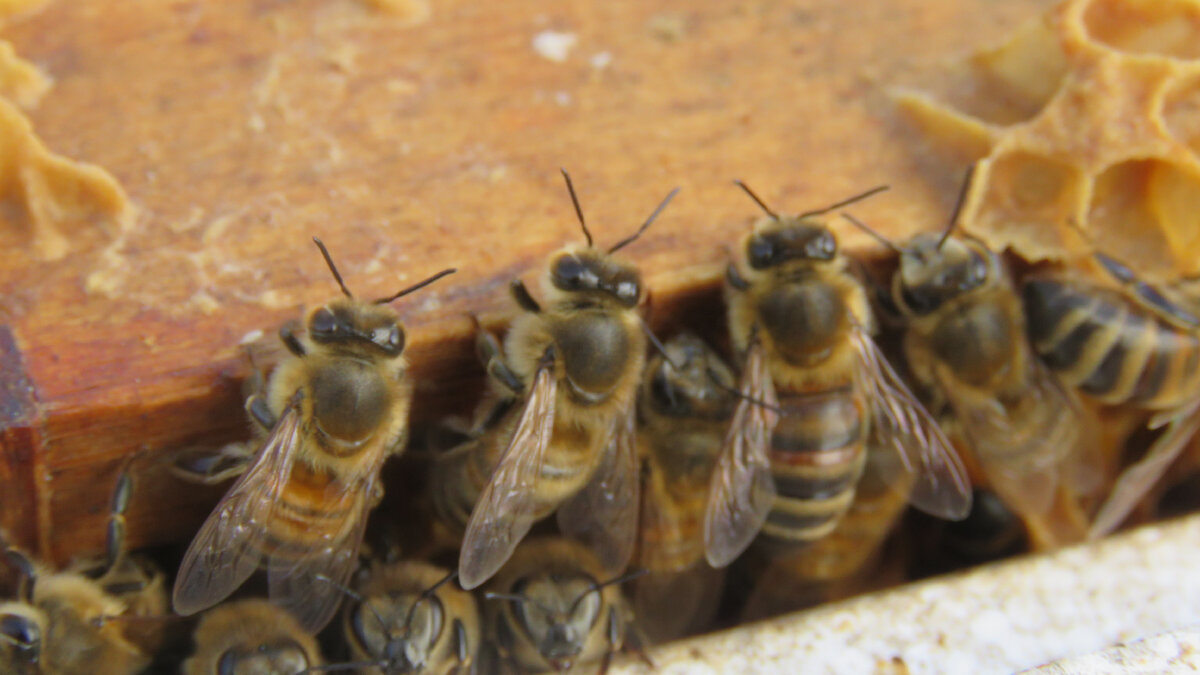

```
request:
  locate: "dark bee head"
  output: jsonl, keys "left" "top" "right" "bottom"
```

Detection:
{"left": 0, "top": 607, "right": 42, "bottom": 669}
{"left": 215, "top": 638, "right": 312, "bottom": 675}
{"left": 745, "top": 218, "right": 838, "bottom": 270}
{"left": 505, "top": 573, "right": 599, "bottom": 672}
{"left": 349, "top": 592, "right": 444, "bottom": 673}
{"left": 547, "top": 247, "right": 643, "bottom": 308}
{"left": 307, "top": 299, "right": 406, "bottom": 357}
{"left": 893, "top": 233, "right": 990, "bottom": 316}
{"left": 643, "top": 333, "right": 736, "bottom": 421}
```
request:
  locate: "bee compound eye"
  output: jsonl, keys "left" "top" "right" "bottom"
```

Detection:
{"left": 748, "top": 236, "right": 776, "bottom": 269}
{"left": 311, "top": 307, "right": 337, "bottom": 335}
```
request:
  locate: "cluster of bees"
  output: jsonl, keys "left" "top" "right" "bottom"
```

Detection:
{"left": 3, "top": 166, "right": 1199, "bottom": 674}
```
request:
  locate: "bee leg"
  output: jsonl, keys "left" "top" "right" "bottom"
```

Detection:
{"left": 246, "top": 393, "right": 277, "bottom": 431}
{"left": 620, "top": 610, "right": 656, "bottom": 668}
{"left": 726, "top": 263, "right": 750, "bottom": 291}
{"left": 279, "top": 319, "right": 306, "bottom": 357}
{"left": 452, "top": 618, "right": 471, "bottom": 670}
{"left": 100, "top": 464, "right": 134, "bottom": 579}
{"left": 2, "top": 544, "right": 37, "bottom": 602}
{"left": 476, "top": 323, "right": 525, "bottom": 396}
{"left": 510, "top": 279, "right": 542, "bottom": 313}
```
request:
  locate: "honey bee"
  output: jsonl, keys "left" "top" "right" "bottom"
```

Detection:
{"left": 183, "top": 599, "right": 322, "bottom": 674}
{"left": 632, "top": 332, "right": 734, "bottom": 641}
{"left": 705, "top": 182, "right": 971, "bottom": 567}
{"left": 1024, "top": 248, "right": 1200, "bottom": 536}
{"left": 846, "top": 171, "right": 1093, "bottom": 547}
{"left": 481, "top": 537, "right": 637, "bottom": 675}
{"left": 0, "top": 466, "right": 167, "bottom": 675}
{"left": 336, "top": 560, "right": 481, "bottom": 674}
{"left": 908, "top": 488, "right": 1029, "bottom": 579}
{"left": 442, "top": 170, "right": 678, "bottom": 590}
{"left": 172, "top": 237, "right": 455, "bottom": 631}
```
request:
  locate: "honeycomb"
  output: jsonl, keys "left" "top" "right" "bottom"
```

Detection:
{"left": 895, "top": 0, "right": 1200, "bottom": 280}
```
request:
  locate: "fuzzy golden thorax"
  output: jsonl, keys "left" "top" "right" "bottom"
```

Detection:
{"left": 727, "top": 216, "right": 873, "bottom": 390}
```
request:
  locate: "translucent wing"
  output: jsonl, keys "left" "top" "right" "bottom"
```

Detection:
{"left": 850, "top": 327, "right": 972, "bottom": 521}
{"left": 936, "top": 358, "right": 1077, "bottom": 517}
{"left": 267, "top": 449, "right": 384, "bottom": 632}
{"left": 704, "top": 339, "right": 779, "bottom": 568}
{"left": 557, "top": 400, "right": 640, "bottom": 575}
{"left": 1089, "top": 403, "right": 1200, "bottom": 538}
{"left": 458, "top": 362, "right": 557, "bottom": 589}
{"left": 172, "top": 396, "right": 304, "bottom": 615}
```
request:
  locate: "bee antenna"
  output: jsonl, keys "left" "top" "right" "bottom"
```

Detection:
{"left": 938, "top": 165, "right": 975, "bottom": 251}
{"left": 841, "top": 213, "right": 901, "bottom": 253}
{"left": 312, "top": 237, "right": 354, "bottom": 299}
{"left": 705, "top": 367, "right": 786, "bottom": 416}
{"left": 3, "top": 546, "right": 36, "bottom": 603}
{"left": 734, "top": 180, "right": 779, "bottom": 220}
{"left": 609, "top": 187, "right": 680, "bottom": 254}
{"left": 570, "top": 569, "right": 649, "bottom": 614}
{"left": 301, "top": 661, "right": 388, "bottom": 674}
{"left": 561, "top": 168, "right": 593, "bottom": 248}
{"left": 484, "top": 591, "right": 557, "bottom": 615}
{"left": 640, "top": 321, "right": 683, "bottom": 371}
{"left": 402, "top": 570, "right": 458, "bottom": 630}
{"left": 313, "top": 574, "right": 390, "bottom": 636}
{"left": 797, "top": 184, "right": 890, "bottom": 219}
{"left": 373, "top": 268, "right": 458, "bottom": 304}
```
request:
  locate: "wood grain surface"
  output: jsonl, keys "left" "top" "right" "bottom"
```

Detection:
{"left": 0, "top": 0, "right": 1052, "bottom": 564}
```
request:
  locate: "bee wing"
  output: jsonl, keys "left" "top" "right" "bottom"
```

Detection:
{"left": 172, "top": 397, "right": 304, "bottom": 616}
{"left": 850, "top": 327, "right": 972, "bottom": 521}
{"left": 935, "top": 359, "right": 1074, "bottom": 517}
{"left": 267, "top": 449, "right": 384, "bottom": 632}
{"left": 704, "top": 339, "right": 780, "bottom": 568}
{"left": 459, "top": 363, "right": 558, "bottom": 589}
{"left": 556, "top": 400, "right": 640, "bottom": 575}
{"left": 1089, "top": 403, "right": 1200, "bottom": 538}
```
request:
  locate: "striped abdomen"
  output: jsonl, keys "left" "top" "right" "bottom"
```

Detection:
{"left": 760, "top": 385, "right": 868, "bottom": 548}
{"left": 266, "top": 460, "right": 364, "bottom": 563}
{"left": 1024, "top": 278, "right": 1200, "bottom": 409}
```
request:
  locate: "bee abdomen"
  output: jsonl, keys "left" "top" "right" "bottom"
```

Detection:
{"left": 762, "top": 389, "right": 867, "bottom": 546}
{"left": 1024, "top": 279, "right": 1200, "bottom": 408}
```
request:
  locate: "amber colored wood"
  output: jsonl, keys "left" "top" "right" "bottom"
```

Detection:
{"left": 0, "top": 0, "right": 1054, "bottom": 564}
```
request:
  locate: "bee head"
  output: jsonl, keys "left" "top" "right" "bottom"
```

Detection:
{"left": 351, "top": 592, "right": 444, "bottom": 672}
{"left": 746, "top": 217, "right": 838, "bottom": 269}
{"left": 306, "top": 237, "right": 455, "bottom": 357}
{"left": 215, "top": 638, "right": 312, "bottom": 675}
{"left": 546, "top": 247, "right": 643, "bottom": 308}
{"left": 643, "top": 333, "right": 736, "bottom": 421}
{"left": 308, "top": 300, "right": 406, "bottom": 357}
{"left": 0, "top": 606, "right": 43, "bottom": 668}
{"left": 894, "top": 232, "right": 990, "bottom": 316}
{"left": 506, "top": 574, "right": 597, "bottom": 672}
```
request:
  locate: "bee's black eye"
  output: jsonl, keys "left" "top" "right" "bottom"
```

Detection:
{"left": 311, "top": 308, "right": 338, "bottom": 336}
{"left": 553, "top": 256, "right": 594, "bottom": 291}
{"left": 373, "top": 324, "right": 405, "bottom": 355}
{"left": 0, "top": 614, "right": 39, "bottom": 650}
{"left": 748, "top": 236, "right": 777, "bottom": 269}
{"left": 807, "top": 232, "right": 836, "bottom": 260}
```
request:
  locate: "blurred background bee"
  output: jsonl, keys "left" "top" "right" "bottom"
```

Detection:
{"left": 0, "top": 466, "right": 167, "bottom": 675}
{"left": 632, "top": 332, "right": 735, "bottom": 642}
{"left": 182, "top": 599, "right": 322, "bottom": 674}
{"left": 848, "top": 170, "right": 1098, "bottom": 548}
{"left": 335, "top": 559, "right": 480, "bottom": 675}
{"left": 1024, "top": 245, "right": 1200, "bottom": 537}
{"left": 438, "top": 170, "right": 678, "bottom": 590}
{"left": 907, "top": 488, "right": 1029, "bottom": 580}
{"left": 704, "top": 182, "right": 972, "bottom": 569}
{"left": 172, "top": 237, "right": 455, "bottom": 631}
{"left": 480, "top": 537, "right": 638, "bottom": 675}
